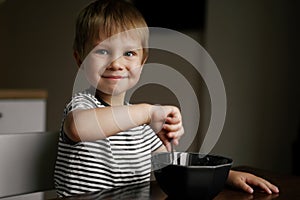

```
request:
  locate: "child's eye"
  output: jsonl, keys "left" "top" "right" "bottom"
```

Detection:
{"left": 124, "top": 51, "right": 135, "bottom": 57}
{"left": 95, "top": 49, "right": 109, "bottom": 55}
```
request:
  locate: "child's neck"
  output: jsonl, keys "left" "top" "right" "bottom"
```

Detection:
{"left": 95, "top": 90, "right": 125, "bottom": 106}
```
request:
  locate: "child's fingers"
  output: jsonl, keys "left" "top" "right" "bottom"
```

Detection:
{"left": 246, "top": 176, "right": 279, "bottom": 194}
{"left": 163, "top": 106, "right": 181, "bottom": 119}
{"left": 156, "top": 130, "right": 172, "bottom": 151}
{"left": 165, "top": 116, "right": 181, "bottom": 124}
{"left": 236, "top": 181, "right": 254, "bottom": 194}
{"left": 163, "top": 123, "right": 182, "bottom": 132}
{"left": 156, "top": 126, "right": 184, "bottom": 148}
{"left": 167, "top": 127, "right": 184, "bottom": 140}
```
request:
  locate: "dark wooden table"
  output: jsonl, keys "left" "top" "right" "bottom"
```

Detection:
{"left": 52, "top": 166, "right": 300, "bottom": 200}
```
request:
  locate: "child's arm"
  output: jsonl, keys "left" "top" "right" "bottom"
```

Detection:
{"left": 226, "top": 170, "right": 279, "bottom": 194}
{"left": 64, "top": 104, "right": 184, "bottom": 144}
{"left": 64, "top": 103, "right": 150, "bottom": 142}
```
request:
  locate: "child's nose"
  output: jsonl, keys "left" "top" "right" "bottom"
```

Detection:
{"left": 108, "top": 57, "right": 125, "bottom": 70}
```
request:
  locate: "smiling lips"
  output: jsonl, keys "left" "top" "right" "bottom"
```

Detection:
{"left": 101, "top": 75, "right": 128, "bottom": 80}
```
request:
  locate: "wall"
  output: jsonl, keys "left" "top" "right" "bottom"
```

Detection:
{"left": 205, "top": 0, "right": 300, "bottom": 174}
{"left": 0, "top": 0, "right": 94, "bottom": 131}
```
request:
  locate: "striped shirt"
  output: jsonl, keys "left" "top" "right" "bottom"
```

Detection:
{"left": 54, "top": 89, "right": 163, "bottom": 197}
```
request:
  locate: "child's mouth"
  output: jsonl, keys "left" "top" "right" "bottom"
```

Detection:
{"left": 102, "top": 75, "right": 128, "bottom": 79}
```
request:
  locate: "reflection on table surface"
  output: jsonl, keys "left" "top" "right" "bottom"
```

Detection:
{"left": 53, "top": 182, "right": 157, "bottom": 200}
{"left": 52, "top": 166, "right": 300, "bottom": 200}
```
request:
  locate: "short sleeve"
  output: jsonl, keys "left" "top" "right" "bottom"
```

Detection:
{"left": 65, "top": 92, "right": 103, "bottom": 114}
{"left": 60, "top": 92, "right": 103, "bottom": 144}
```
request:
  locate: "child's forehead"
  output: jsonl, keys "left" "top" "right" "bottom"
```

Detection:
{"left": 94, "top": 31, "right": 143, "bottom": 48}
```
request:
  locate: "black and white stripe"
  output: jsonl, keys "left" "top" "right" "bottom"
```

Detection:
{"left": 54, "top": 89, "right": 162, "bottom": 197}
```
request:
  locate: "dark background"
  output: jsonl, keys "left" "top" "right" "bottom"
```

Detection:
{"left": 0, "top": 0, "right": 299, "bottom": 175}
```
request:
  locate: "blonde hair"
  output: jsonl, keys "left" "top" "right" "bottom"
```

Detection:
{"left": 73, "top": 0, "right": 149, "bottom": 61}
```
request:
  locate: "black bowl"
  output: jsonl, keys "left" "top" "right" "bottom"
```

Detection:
{"left": 152, "top": 152, "right": 233, "bottom": 200}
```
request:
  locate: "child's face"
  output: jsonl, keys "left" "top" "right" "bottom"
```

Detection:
{"left": 82, "top": 33, "right": 145, "bottom": 96}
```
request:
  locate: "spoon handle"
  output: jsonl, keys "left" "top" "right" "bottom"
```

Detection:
{"left": 170, "top": 140, "right": 175, "bottom": 164}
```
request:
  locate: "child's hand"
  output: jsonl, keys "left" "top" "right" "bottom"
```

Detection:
{"left": 149, "top": 105, "right": 184, "bottom": 151}
{"left": 226, "top": 170, "right": 279, "bottom": 194}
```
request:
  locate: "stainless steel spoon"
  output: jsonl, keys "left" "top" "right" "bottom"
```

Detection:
{"left": 170, "top": 140, "right": 175, "bottom": 164}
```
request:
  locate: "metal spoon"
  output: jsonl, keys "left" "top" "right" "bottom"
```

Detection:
{"left": 170, "top": 140, "right": 175, "bottom": 165}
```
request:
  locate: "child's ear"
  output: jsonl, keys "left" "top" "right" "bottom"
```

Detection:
{"left": 73, "top": 51, "right": 82, "bottom": 68}
{"left": 141, "top": 55, "right": 148, "bottom": 66}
